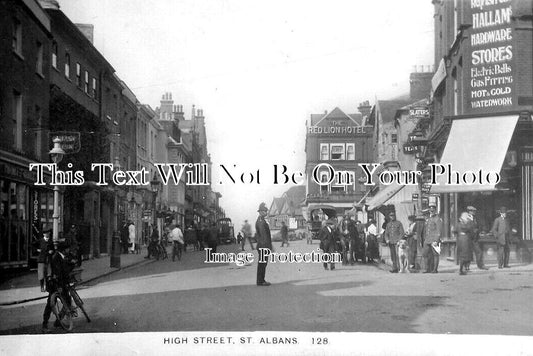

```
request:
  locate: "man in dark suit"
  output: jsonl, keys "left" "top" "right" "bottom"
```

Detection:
{"left": 256, "top": 202, "right": 272, "bottom": 286}
{"left": 422, "top": 205, "right": 443, "bottom": 273}
{"left": 491, "top": 206, "right": 512, "bottom": 269}
{"left": 468, "top": 206, "right": 488, "bottom": 270}
{"left": 383, "top": 211, "right": 404, "bottom": 273}
{"left": 319, "top": 218, "right": 338, "bottom": 270}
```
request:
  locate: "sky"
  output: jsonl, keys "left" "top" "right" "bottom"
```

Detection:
{"left": 59, "top": 0, "right": 435, "bottom": 229}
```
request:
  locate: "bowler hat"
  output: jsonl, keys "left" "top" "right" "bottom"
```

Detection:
{"left": 257, "top": 202, "right": 268, "bottom": 212}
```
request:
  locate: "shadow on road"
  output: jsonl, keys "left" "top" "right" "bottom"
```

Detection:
{"left": 0, "top": 276, "right": 449, "bottom": 334}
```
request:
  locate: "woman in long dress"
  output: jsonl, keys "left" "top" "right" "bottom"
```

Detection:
{"left": 128, "top": 222, "right": 136, "bottom": 253}
{"left": 457, "top": 212, "right": 474, "bottom": 275}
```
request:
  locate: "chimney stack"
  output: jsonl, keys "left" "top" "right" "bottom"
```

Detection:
{"left": 358, "top": 100, "right": 372, "bottom": 118}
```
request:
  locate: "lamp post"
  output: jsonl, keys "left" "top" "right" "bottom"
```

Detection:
{"left": 49, "top": 137, "right": 65, "bottom": 244}
{"left": 150, "top": 173, "right": 161, "bottom": 232}
{"left": 110, "top": 157, "right": 122, "bottom": 268}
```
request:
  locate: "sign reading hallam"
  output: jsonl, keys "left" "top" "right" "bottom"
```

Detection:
{"left": 469, "top": 0, "right": 514, "bottom": 111}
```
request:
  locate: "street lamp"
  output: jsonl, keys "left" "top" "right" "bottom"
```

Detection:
{"left": 150, "top": 173, "right": 161, "bottom": 229}
{"left": 49, "top": 137, "right": 65, "bottom": 243}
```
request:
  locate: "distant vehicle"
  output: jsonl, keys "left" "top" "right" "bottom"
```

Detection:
{"left": 217, "top": 218, "right": 235, "bottom": 244}
{"left": 307, "top": 204, "right": 337, "bottom": 240}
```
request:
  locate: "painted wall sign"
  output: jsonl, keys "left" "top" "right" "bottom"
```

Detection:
{"left": 468, "top": 0, "right": 514, "bottom": 112}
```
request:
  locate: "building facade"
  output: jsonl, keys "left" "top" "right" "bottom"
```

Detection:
{"left": 0, "top": 0, "right": 53, "bottom": 268}
{"left": 427, "top": 0, "right": 533, "bottom": 260}
{"left": 304, "top": 105, "right": 373, "bottom": 222}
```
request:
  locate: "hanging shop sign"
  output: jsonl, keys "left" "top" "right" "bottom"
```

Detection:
{"left": 49, "top": 131, "right": 81, "bottom": 154}
{"left": 409, "top": 106, "right": 430, "bottom": 120}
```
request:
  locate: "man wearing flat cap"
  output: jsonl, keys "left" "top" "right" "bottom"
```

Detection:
{"left": 491, "top": 206, "right": 512, "bottom": 269}
{"left": 422, "top": 204, "right": 442, "bottom": 273}
{"left": 468, "top": 206, "right": 488, "bottom": 270}
{"left": 255, "top": 202, "right": 272, "bottom": 286}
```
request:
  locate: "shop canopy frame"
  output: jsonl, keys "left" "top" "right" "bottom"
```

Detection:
{"left": 430, "top": 115, "right": 519, "bottom": 194}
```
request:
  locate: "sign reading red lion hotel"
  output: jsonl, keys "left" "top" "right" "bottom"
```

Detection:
{"left": 469, "top": 0, "right": 514, "bottom": 112}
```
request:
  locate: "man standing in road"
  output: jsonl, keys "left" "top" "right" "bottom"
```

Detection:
{"left": 241, "top": 219, "right": 254, "bottom": 251}
{"left": 255, "top": 202, "right": 272, "bottom": 286}
{"left": 468, "top": 206, "right": 488, "bottom": 270}
{"left": 319, "top": 218, "right": 338, "bottom": 270}
{"left": 383, "top": 211, "right": 404, "bottom": 273}
{"left": 422, "top": 205, "right": 443, "bottom": 273}
{"left": 491, "top": 206, "right": 512, "bottom": 269}
{"left": 171, "top": 224, "right": 184, "bottom": 261}
{"left": 280, "top": 221, "right": 289, "bottom": 247}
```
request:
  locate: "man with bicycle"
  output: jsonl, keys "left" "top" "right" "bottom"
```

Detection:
{"left": 42, "top": 239, "right": 75, "bottom": 333}
{"left": 170, "top": 224, "right": 184, "bottom": 261}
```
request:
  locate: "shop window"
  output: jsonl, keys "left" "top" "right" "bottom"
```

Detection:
{"left": 320, "top": 143, "right": 329, "bottom": 160}
{"left": 347, "top": 143, "right": 355, "bottom": 160}
{"left": 330, "top": 144, "right": 345, "bottom": 160}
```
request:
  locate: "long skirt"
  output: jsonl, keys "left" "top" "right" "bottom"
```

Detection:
{"left": 457, "top": 233, "right": 472, "bottom": 263}
{"left": 366, "top": 235, "right": 379, "bottom": 259}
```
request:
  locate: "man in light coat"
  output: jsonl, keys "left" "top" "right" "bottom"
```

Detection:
{"left": 128, "top": 222, "right": 136, "bottom": 253}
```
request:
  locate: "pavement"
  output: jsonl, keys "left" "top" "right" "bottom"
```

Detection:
{"left": 0, "top": 246, "right": 157, "bottom": 306}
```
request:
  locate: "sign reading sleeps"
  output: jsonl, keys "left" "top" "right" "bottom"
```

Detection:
{"left": 469, "top": 0, "right": 514, "bottom": 112}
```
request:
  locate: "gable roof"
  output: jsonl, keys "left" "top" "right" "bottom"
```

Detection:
{"left": 311, "top": 107, "right": 363, "bottom": 126}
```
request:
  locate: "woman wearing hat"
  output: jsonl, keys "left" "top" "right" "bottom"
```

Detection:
{"left": 456, "top": 212, "right": 474, "bottom": 275}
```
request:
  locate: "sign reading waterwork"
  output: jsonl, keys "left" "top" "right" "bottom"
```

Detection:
{"left": 469, "top": 0, "right": 514, "bottom": 112}
{"left": 49, "top": 131, "right": 81, "bottom": 154}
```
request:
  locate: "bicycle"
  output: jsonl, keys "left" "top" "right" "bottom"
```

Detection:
{"left": 49, "top": 268, "right": 91, "bottom": 331}
{"left": 148, "top": 240, "right": 168, "bottom": 260}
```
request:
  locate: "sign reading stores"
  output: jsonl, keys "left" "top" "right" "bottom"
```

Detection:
{"left": 469, "top": 0, "right": 514, "bottom": 111}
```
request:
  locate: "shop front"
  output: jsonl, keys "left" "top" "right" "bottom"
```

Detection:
{"left": 430, "top": 114, "right": 533, "bottom": 264}
{"left": 0, "top": 153, "right": 54, "bottom": 269}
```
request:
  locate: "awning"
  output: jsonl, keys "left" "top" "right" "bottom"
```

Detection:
{"left": 430, "top": 58, "right": 446, "bottom": 99}
{"left": 430, "top": 115, "right": 519, "bottom": 193}
{"left": 366, "top": 183, "right": 405, "bottom": 211}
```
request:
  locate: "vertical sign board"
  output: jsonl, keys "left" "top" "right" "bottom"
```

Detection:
{"left": 468, "top": 1, "right": 515, "bottom": 114}
{"left": 31, "top": 190, "right": 41, "bottom": 258}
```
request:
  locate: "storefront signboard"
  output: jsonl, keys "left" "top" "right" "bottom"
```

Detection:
{"left": 468, "top": 1, "right": 514, "bottom": 113}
